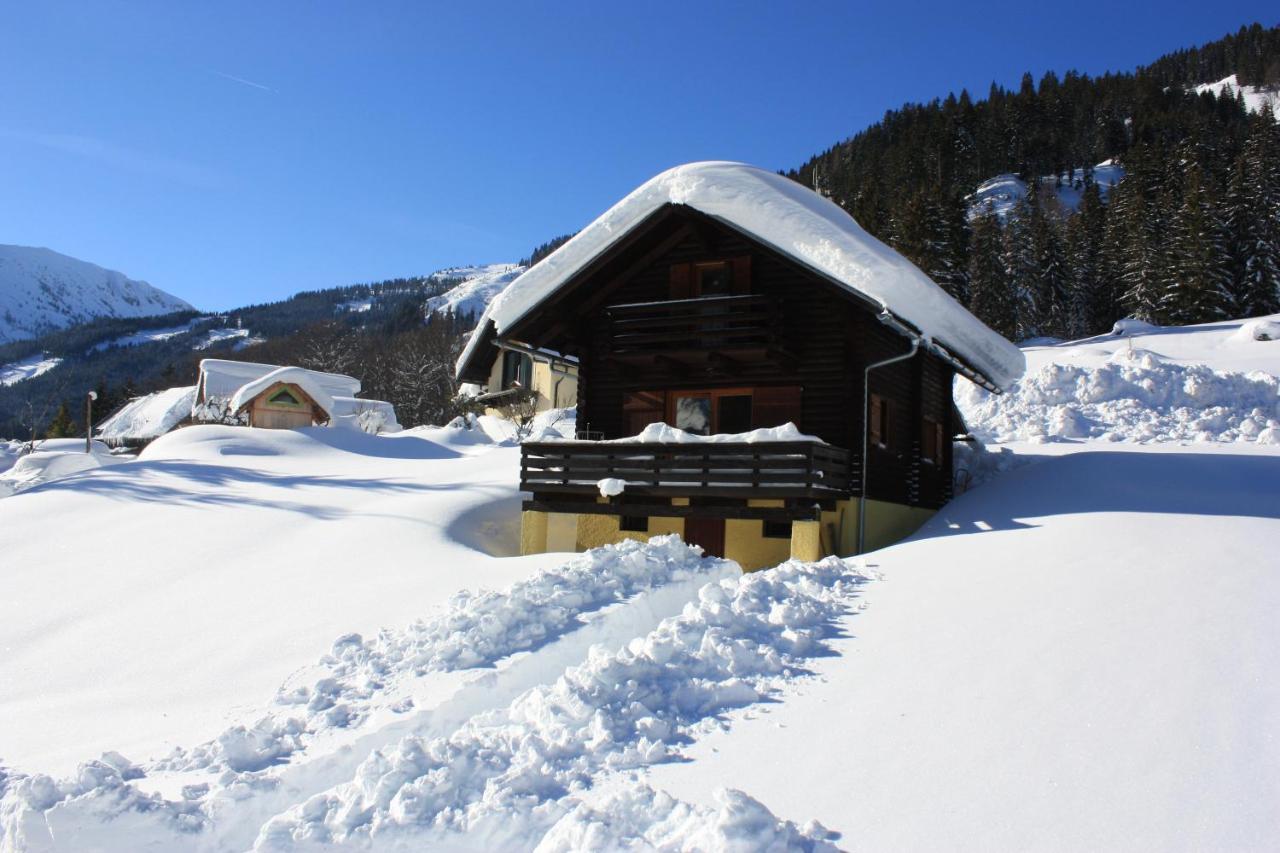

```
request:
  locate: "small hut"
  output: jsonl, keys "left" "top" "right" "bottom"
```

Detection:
{"left": 229, "top": 367, "right": 335, "bottom": 430}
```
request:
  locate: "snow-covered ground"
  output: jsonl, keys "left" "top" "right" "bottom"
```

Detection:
{"left": 0, "top": 354, "right": 62, "bottom": 386}
{"left": 956, "top": 314, "right": 1280, "bottom": 444}
{"left": 1193, "top": 74, "right": 1280, "bottom": 119}
{"left": 424, "top": 263, "right": 524, "bottom": 321}
{"left": 2, "top": 316, "right": 1278, "bottom": 850}
{"left": 91, "top": 319, "right": 206, "bottom": 351}
{"left": 968, "top": 159, "right": 1125, "bottom": 219}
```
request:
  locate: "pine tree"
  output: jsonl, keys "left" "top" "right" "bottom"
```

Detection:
{"left": 1002, "top": 189, "right": 1038, "bottom": 339}
{"left": 45, "top": 402, "right": 78, "bottom": 439}
{"left": 1231, "top": 110, "right": 1280, "bottom": 316}
{"left": 1027, "top": 184, "right": 1072, "bottom": 338}
{"left": 967, "top": 204, "right": 1017, "bottom": 339}
{"left": 1067, "top": 180, "right": 1111, "bottom": 335}
{"left": 1164, "top": 163, "right": 1231, "bottom": 324}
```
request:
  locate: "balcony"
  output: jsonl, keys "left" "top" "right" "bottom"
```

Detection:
{"left": 520, "top": 439, "right": 855, "bottom": 515}
{"left": 604, "top": 295, "right": 794, "bottom": 367}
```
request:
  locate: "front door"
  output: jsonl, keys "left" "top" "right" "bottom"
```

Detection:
{"left": 683, "top": 517, "right": 726, "bottom": 558}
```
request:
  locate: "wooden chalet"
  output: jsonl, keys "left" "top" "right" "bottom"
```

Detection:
{"left": 456, "top": 162, "right": 1024, "bottom": 569}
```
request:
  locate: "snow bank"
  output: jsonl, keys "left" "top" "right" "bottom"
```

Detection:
{"left": 253, "top": 555, "right": 866, "bottom": 850}
{"left": 461, "top": 161, "right": 1024, "bottom": 391}
{"left": 0, "top": 441, "right": 119, "bottom": 497}
{"left": 537, "top": 784, "right": 839, "bottom": 852}
{"left": 957, "top": 348, "right": 1280, "bottom": 444}
{"left": 96, "top": 386, "right": 196, "bottom": 443}
{"left": 330, "top": 397, "right": 401, "bottom": 435}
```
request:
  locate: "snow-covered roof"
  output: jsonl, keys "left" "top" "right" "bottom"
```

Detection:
{"left": 97, "top": 385, "right": 196, "bottom": 440}
{"left": 198, "top": 358, "right": 360, "bottom": 400}
{"left": 458, "top": 161, "right": 1025, "bottom": 390}
{"left": 229, "top": 367, "right": 336, "bottom": 419}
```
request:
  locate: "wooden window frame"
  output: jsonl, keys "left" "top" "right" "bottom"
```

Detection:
{"left": 921, "top": 418, "right": 944, "bottom": 465}
{"left": 869, "top": 393, "right": 890, "bottom": 448}
{"left": 666, "top": 387, "right": 754, "bottom": 435}
{"left": 501, "top": 350, "right": 533, "bottom": 390}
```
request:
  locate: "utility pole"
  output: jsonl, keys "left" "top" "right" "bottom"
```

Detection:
{"left": 85, "top": 390, "right": 98, "bottom": 453}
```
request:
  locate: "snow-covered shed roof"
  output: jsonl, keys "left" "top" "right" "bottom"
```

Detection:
{"left": 96, "top": 385, "right": 196, "bottom": 441}
{"left": 198, "top": 359, "right": 360, "bottom": 400}
{"left": 458, "top": 161, "right": 1024, "bottom": 391}
{"left": 229, "top": 367, "right": 337, "bottom": 419}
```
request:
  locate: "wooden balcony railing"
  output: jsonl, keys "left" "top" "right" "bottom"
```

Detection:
{"left": 521, "top": 440, "right": 855, "bottom": 501}
{"left": 605, "top": 294, "right": 778, "bottom": 355}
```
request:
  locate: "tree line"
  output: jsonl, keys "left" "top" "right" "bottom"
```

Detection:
{"left": 790, "top": 22, "right": 1280, "bottom": 340}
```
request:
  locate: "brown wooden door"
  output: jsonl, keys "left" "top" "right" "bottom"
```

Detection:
{"left": 683, "top": 517, "right": 725, "bottom": 558}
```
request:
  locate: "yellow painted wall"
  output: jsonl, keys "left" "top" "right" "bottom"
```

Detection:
{"left": 484, "top": 355, "right": 578, "bottom": 417}
{"left": 519, "top": 498, "right": 936, "bottom": 564}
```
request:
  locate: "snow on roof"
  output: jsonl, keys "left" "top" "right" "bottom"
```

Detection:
{"left": 198, "top": 358, "right": 360, "bottom": 400}
{"left": 458, "top": 161, "right": 1025, "bottom": 390}
{"left": 97, "top": 385, "right": 197, "bottom": 440}
{"left": 229, "top": 367, "right": 337, "bottom": 419}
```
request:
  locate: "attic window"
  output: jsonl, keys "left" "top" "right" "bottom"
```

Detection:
{"left": 269, "top": 389, "right": 301, "bottom": 405}
{"left": 695, "top": 262, "right": 733, "bottom": 296}
{"left": 501, "top": 350, "right": 533, "bottom": 389}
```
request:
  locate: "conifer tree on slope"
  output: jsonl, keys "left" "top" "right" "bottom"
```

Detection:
{"left": 1067, "top": 180, "right": 1111, "bottom": 336}
{"left": 1231, "top": 110, "right": 1280, "bottom": 316}
{"left": 1027, "top": 181, "right": 1072, "bottom": 337}
{"left": 967, "top": 203, "right": 1017, "bottom": 339}
{"left": 1002, "top": 190, "right": 1038, "bottom": 339}
{"left": 1164, "top": 162, "right": 1231, "bottom": 324}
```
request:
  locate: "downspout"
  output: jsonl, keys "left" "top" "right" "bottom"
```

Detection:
{"left": 858, "top": 311, "right": 922, "bottom": 554}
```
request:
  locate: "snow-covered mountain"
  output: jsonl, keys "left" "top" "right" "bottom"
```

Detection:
{"left": 0, "top": 245, "right": 193, "bottom": 344}
{"left": 968, "top": 159, "right": 1125, "bottom": 220}
{"left": 424, "top": 263, "right": 524, "bottom": 321}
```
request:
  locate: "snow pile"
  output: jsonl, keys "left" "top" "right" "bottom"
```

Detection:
{"left": 597, "top": 422, "right": 822, "bottom": 445}
{"left": 424, "top": 264, "right": 525, "bottom": 322}
{"left": 0, "top": 440, "right": 120, "bottom": 497}
{"left": 0, "top": 244, "right": 193, "bottom": 344}
{"left": 957, "top": 347, "right": 1279, "bottom": 444}
{"left": 597, "top": 477, "right": 626, "bottom": 497}
{"left": 331, "top": 398, "right": 401, "bottom": 434}
{"left": 1193, "top": 75, "right": 1280, "bottom": 119}
{"left": 537, "top": 784, "right": 839, "bottom": 852}
{"left": 1233, "top": 317, "right": 1280, "bottom": 343}
{"left": 154, "top": 535, "right": 738, "bottom": 776}
{"left": 0, "top": 354, "right": 62, "bottom": 386}
{"left": 968, "top": 159, "right": 1125, "bottom": 220}
{"left": 96, "top": 386, "right": 196, "bottom": 444}
{"left": 461, "top": 161, "right": 1024, "bottom": 391}
{"left": 253, "top": 555, "right": 863, "bottom": 849}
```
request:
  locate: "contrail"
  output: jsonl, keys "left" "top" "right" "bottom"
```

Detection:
{"left": 211, "top": 70, "right": 276, "bottom": 93}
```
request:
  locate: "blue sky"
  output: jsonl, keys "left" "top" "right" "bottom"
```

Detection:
{"left": 1, "top": 2, "right": 1275, "bottom": 310}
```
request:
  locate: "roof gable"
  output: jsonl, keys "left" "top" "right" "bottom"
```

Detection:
{"left": 458, "top": 161, "right": 1024, "bottom": 391}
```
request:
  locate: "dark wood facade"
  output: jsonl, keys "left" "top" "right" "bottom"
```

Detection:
{"left": 474, "top": 204, "right": 958, "bottom": 514}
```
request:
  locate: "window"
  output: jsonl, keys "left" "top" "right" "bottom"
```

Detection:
{"left": 695, "top": 262, "right": 733, "bottom": 296}
{"left": 869, "top": 394, "right": 890, "bottom": 447}
{"left": 500, "top": 350, "right": 533, "bottom": 389}
{"left": 673, "top": 394, "right": 712, "bottom": 435}
{"left": 922, "top": 418, "right": 945, "bottom": 464}
{"left": 762, "top": 520, "right": 791, "bottom": 539}
{"left": 269, "top": 388, "right": 301, "bottom": 406}
{"left": 620, "top": 515, "right": 649, "bottom": 532}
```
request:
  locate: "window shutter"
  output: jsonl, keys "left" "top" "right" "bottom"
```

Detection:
{"left": 669, "top": 263, "right": 693, "bottom": 299}
{"left": 870, "top": 396, "right": 883, "bottom": 445}
{"left": 751, "top": 386, "right": 802, "bottom": 429}
{"left": 731, "top": 255, "right": 752, "bottom": 295}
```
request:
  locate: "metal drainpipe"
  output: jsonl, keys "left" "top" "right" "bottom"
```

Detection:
{"left": 859, "top": 312, "right": 922, "bottom": 554}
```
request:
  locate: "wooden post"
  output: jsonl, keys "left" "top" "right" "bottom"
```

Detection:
{"left": 85, "top": 390, "right": 97, "bottom": 453}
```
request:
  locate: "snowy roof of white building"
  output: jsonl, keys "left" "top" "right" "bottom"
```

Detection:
{"left": 96, "top": 385, "right": 196, "bottom": 440}
{"left": 457, "top": 161, "right": 1024, "bottom": 391}
{"left": 229, "top": 367, "right": 337, "bottom": 419}
{"left": 198, "top": 358, "right": 360, "bottom": 400}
